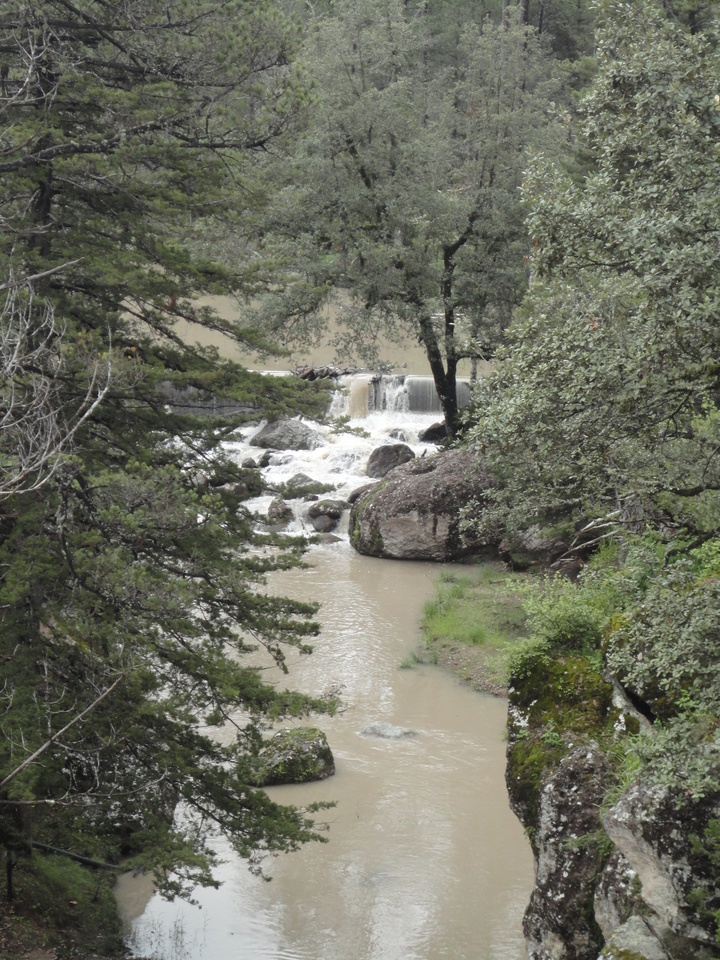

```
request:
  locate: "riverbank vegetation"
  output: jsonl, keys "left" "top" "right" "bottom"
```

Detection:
{"left": 460, "top": 1, "right": 720, "bottom": 952}
{"left": 418, "top": 565, "right": 528, "bottom": 695}
{"left": 2, "top": 0, "right": 720, "bottom": 957}
{"left": 0, "top": 3, "right": 335, "bottom": 956}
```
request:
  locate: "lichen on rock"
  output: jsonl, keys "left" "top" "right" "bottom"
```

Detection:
{"left": 252, "top": 727, "right": 335, "bottom": 786}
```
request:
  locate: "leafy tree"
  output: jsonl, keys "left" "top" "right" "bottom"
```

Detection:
{"left": 467, "top": 0, "right": 720, "bottom": 545}
{"left": 249, "top": 0, "right": 563, "bottom": 434}
{"left": 0, "top": 0, "right": 335, "bottom": 908}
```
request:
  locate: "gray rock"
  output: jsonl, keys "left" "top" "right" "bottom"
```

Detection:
{"left": 250, "top": 419, "right": 326, "bottom": 452}
{"left": 360, "top": 722, "right": 416, "bottom": 739}
{"left": 307, "top": 498, "right": 348, "bottom": 520}
{"left": 602, "top": 781, "right": 720, "bottom": 956}
{"left": 347, "top": 481, "right": 378, "bottom": 504}
{"left": 306, "top": 498, "right": 348, "bottom": 533}
{"left": 523, "top": 745, "right": 611, "bottom": 960}
{"left": 253, "top": 728, "right": 335, "bottom": 786}
{"left": 593, "top": 850, "right": 639, "bottom": 942}
{"left": 310, "top": 514, "right": 337, "bottom": 533}
{"left": 499, "top": 524, "right": 565, "bottom": 571}
{"left": 280, "top": 473, "right": 334, "bottom": 499}
{"left": 417, "top": 422, "right": 448, "bottom": 443}
{"left": 600, "top": 916, "right": 672, "bottom": 960}
{"left": 267, "top": 498, "right": 293, "bottom": 526}
{"left": 349, "top": 448, "right": 496, "bottom": 561}
{"left": 366, "top": 443, "right": 415, "bottom": 478}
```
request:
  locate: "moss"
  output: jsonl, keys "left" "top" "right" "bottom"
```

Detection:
{"left": 625, "top": 714, "right": 641, "bottom": 736}
{"left": 507, "top": 648, "right": 617, "bottom": 835}
{"left": 507, "top": 735, "right": 566, "bottom": 834}
{"left": 369, "top": 525, "right": 384, "bottom": 553}
{"left": 600, "top": 950, "right": 655, "bottom": 960}
{"left": 510, "top": 652, "right": 616, "bottom": 737}
{"left": 277, "top": 478, "right": 335, "bottom": 499}
{"left": 253, "top": 727, "right": 335, "bottom": 786}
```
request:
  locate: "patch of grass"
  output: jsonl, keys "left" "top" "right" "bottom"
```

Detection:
{"left": 420, "top": 563, "right": 530, "bottom": 693}
{"left": 399, "top": 651, "right": 424, "bottom": 669}
{"left": 0, "top": 853, "right": 126, "bottom": 958}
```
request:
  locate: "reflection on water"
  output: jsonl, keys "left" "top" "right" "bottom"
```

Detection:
{"left": 120, "top": 547, "right": 532, "bottom": 960}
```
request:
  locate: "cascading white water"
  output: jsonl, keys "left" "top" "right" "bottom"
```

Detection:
{"left": 117, "top": 399, "right": 533, "bottom": 960}
{"left": 330, "top": 373, "right": 470, "bottom": 418}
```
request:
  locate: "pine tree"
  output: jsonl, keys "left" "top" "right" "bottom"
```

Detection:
{"left": 0, "top": 0, "right": 334, "bottom": 904}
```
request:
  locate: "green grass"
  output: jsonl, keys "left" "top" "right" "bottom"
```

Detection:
{"left": 0, "top": 853, "right": 125, "bottom": 958}
{"left": 419, "top": 563, "right": 530, "bottom": 691}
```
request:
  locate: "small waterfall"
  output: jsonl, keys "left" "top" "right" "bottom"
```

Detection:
{"left": 331, "top": 374, "right": 470, "bottom": 417}
{"left": 369, "top": 375, "right": 409, "bottom": 413}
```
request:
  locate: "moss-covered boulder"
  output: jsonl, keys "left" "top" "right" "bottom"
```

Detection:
{"left": 253, "top": 728, "right": 335, "bottom": 786}
{"left": 506, "top": 645, "right": 617, "bottom": 836}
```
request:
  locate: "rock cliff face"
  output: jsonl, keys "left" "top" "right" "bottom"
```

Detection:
{"left": 506, "top": 645, "right": 720, "bottom": 960}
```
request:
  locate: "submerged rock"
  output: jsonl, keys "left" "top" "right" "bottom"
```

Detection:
{"left": 359, "top": 722, "right": 417, "bottom": 739}
{"left": 253, "top": 728, "right": 335, "bottom": 786}
{"left": 349, "top": 448, "right": 496, "bottom": 561}
{"left": 306, "top": 498, "right": 348, "bottom": 533}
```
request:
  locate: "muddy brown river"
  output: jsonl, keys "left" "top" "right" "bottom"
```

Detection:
{"left": 116, "top": 351, "right": 532, "bottom": 959}
{"left": 118, "top": 547, "right": 533, "bottom": 960}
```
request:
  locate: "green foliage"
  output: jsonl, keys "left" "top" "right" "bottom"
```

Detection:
{"left": 689, "top": 818, "right": 720, "bottom": 941}
{"left": 251, "top": 0, "right": 565, "bottom": 432}
{"left": 691, "top": 538, "right": 720, "bottom": 578}
{"left": 633, "top": 714, "right": 720, "bottom": 803}
{"left": 605, "top": 561, "right": 720, "bottom": 718}
{"left": 521, "top": 574, "right": 613, "bottom": 651}
{"left": 7, "top": 854, "right": 124, "bottom": 956}
{"left": 467, "top": 0, "right": 720, "bottom": 541}
{"left": 0, "top": 0, "right": 337, "bottom": 915}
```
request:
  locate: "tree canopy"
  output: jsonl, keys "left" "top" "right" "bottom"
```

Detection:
{"left": 0, "top": 0, "right": 335, "bottom": 909}
{"left": 467, "top": 0, "right": 720, "bottom": 547}
{"left": 248, "top": 0, "right": 564, "bottom": 434}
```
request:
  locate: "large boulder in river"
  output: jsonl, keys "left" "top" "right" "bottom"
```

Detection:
{"left": 349, "top": 448, "right": 496, "bottom": 561}
{"left": 366, "top": 443, "right": 415, "bottom": 478}
{"left": 250, "top": 419, "right": 325, "bottom": 452}
{"left": 253, "top": 728, "right": 335, "bottom": 786}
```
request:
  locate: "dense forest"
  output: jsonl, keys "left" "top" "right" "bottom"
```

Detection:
{"left": 0, "top": 0, "right": 719, "bottom": 957}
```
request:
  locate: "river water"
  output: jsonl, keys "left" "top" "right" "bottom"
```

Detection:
{"left": 117, "top": 392, "right": 533, "bottom": 960}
